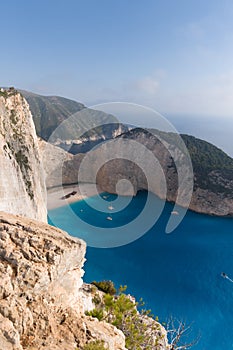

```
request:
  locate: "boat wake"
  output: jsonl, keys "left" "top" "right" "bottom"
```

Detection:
{"left": 226, "top": 276, "right": 233, "bottom": 283}
{"left": 221, "top": 272, "right": 233, "bottom": 283}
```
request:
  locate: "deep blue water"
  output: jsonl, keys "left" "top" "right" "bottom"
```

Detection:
{"left": 48, "top": 191, "right": 233, "bottom": 349}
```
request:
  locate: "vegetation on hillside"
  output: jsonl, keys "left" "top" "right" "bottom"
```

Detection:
{"left": 181, "top": 134, "right": 233, "bottom": 172}
{"left": 181, "top": 134, "right": 233, "bottom": 193}
{"left": 0, "top": 87, "right": 18, "bottom": 98}
{"left": 83, "top": 340, "right": 107, "bottom": 350}
{"left": 85, "top": 281, "right": 196, "bottom": 350}
{"left": 144, "top": 127, "right": 233, "bottom": 173}
{"left": 92, "top": 280, "right": 117, "bottom": 295}
{"left": 124, "top": 127, "right": 233, "bottom": 195}
{"left": 21, "top": 91, "right": 85, "bottom": 140}
{"left": 122, "top": 126, "right": 233, "bottom": 172}
{"left": 21, "top": 91, "right": 122, "bottom": 142}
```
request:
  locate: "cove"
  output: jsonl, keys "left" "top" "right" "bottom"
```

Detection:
{"left": 48, "top": 191, "right": 233, "bottom": 349}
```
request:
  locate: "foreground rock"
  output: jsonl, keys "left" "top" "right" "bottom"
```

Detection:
{"left": 0, "top": 88, "right": 47, "bottom": 222}
{"left": 0, "top": 212, "right": 126, "bottom": 350}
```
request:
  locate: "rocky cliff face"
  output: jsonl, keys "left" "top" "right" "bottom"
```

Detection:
{"left": 0, "top": 89, "right": 47, "bottom": 222}
{"left": 41, "top": 129, "right": 233, "bottom": 216}
{"left": 95, "top": 129, "right": 233, "bottom": 216}
{"left": 39, "top": 139, "right": 84, "bottom": 188}
{"left": 97, "top": 131, "right": 233, "bottom": 216}
{"left": 0, "top": 212, "right": 127, "bottom": 350}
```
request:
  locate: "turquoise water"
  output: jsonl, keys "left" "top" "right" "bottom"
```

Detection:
{"left": 48, "top": 191, "right": 233, "bottom": 349}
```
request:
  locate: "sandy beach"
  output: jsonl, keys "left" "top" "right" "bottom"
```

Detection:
{"left": 47, "top": 183, "right": 103, "bottom": 210}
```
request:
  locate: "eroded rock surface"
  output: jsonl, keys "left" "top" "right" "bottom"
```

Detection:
{"left": 0, "top": 89, "right": 47, "bottom": 222}
{"left": 0, "top": 212, "right": 127, "bottom": 350}
{"left": 41, "top": 129, "right": 233, "bottom": 216}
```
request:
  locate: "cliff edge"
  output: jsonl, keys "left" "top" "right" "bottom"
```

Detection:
{"left": 0, "top": 212, "right": 127, "bottom": 350}
{"left": 0, "top": 88, "right": 47, "bottom": 222}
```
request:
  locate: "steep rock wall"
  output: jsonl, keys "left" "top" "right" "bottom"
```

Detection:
{"left": 0, "top": 212, "right": 127, "bottom": 350}
{"left": 41, "top": 130, "right": 233, "bottom": 216}
{"left": 0, "top": 89, "right": 47, "bottom": 222}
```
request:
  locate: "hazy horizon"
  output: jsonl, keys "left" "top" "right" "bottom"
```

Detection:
{"left": 15, "top": 87, "right": 233, "bottom": 158}
{"left": 1, "top": 0, "right": 233, "bottom": 156}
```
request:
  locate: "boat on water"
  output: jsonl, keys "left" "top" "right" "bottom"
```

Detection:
{"left": 60, "top": 190, "right": 77, "bottom": 200}
{"left": 221, "top": 272, "right": 233, "bottom": 282}
{"left": 108, "top": 205, "right": 114, "bottom": 210}
{"left": 106, "top": 216, "right": 113, "bottom": 221}
{"left": 171, "top": 210, "right": 179, "bottom": 215}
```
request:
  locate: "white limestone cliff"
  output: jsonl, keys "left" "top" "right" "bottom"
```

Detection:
{"left": 0, "top": 88, "right": 47, "bottom": 222}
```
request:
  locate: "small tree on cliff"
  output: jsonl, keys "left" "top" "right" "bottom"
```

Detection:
{"left": 167, "top": 317, "right": 199, "bottom": 349}
{"left": 87, "top": 282, "right": 197, "bottom": 349}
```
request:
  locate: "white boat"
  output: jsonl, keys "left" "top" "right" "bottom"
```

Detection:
{"left": 171, "top": 210, "right": 179, "bottom": 215}
{"left": 221, "top": 272, "right": 233, "bottom": 282}
{"left": 108, "top": 205, "right": 114, "bottom": 210}
{"left": 106, "top": 216, "right": 113, "bottom": 221}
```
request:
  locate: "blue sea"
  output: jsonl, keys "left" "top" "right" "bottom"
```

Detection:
{"left": 48, "top": 191, "right": 233, "bottom": 350}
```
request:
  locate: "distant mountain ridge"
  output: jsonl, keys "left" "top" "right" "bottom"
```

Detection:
{"left": 20, "top": 90, "right": 129, "bottom": 143}
{"left": 19, "top": 89, "right": 233, "bottom": 216}
{"left": 20, "top": 90, "right": 85, "bottom": 140}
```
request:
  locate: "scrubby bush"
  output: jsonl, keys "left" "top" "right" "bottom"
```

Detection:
{"left": 91, "top": 280, "right": 116, "bottom": 295}
{"left": 87, "top": 282, "right": 196, "bottom": 349}
{"left": 88, "top": 284, "right": 158, "bottom": 349}
{"left": 85, "top": 308, "right": 104, "bottom": 321}
{"left": 83, "top": 340, "right": 107, "bottom": 350}
{"left": 103, "top": 291, "right": 156, "bottom": 349}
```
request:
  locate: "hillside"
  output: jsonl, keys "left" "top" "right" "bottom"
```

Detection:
{"left": 147, "top": 128, "right": 233, "bottom": 195}
{"left": 21, "top": 90, "right": 128, "bottom": 144}
{"left": 181, "top": 134, "right": 233, "bottom": 193}
{"left": 19, "top": 90, "right": 233, "bottom": 215}
{"left": 41, "top": 127, "right": 233, "bottom": 216}
{"left": 20, "top": 90, "right": 85, "bottom": 140}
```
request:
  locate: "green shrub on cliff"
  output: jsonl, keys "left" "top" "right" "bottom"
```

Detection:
{"left": 91, "top": 280, "right": 116, "bottom": 295}
{"left": 87, "top": 284, "right": 162, "bottom": 350}
{"left": 85, "top": 307, "right": 104, "bottom": 321}
{"left": 83, "top": 340, "right": 107, "bottom": 350}
{"left": 87, "top": 282, "right": 196, "bottom": 349}
{"left": 0, "top": 89, "right": 8, "bottom": 98}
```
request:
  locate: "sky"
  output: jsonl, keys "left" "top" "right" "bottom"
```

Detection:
{"left": 1, "top": 0, "right": 233, "bottom": 155}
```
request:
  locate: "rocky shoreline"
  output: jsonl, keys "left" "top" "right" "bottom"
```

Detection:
{"left": 40, "top": 136, "right": 233, "bottom": 218}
